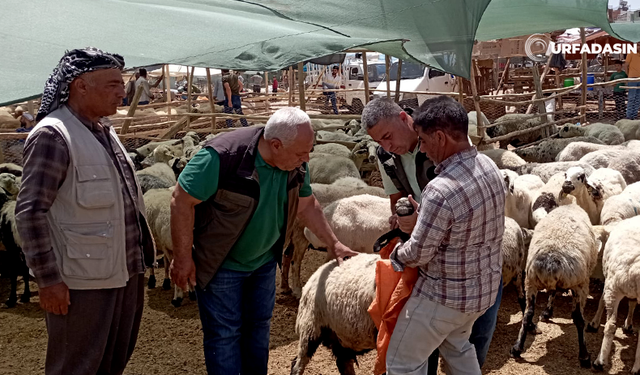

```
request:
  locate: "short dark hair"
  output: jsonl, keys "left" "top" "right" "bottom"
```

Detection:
{"left": 139, "top": 68, "right": 147, "bottom": 77}
{"left": 332, "top": 65, "right": 339, "bottom": 70}
{"left": 413, "top": 96, "right": 468, "bottom": 141}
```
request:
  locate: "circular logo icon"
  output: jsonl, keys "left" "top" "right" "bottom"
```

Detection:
{"left": 525, "top": 34, "right": 552, "bottom": 62}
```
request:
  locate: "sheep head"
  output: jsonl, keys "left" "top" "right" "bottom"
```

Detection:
{"left": 501, "top": 169, "right": 517, "bottom": 195}
{"left": 0, "top": 173, "right": 19, "bottom": 197}
{"left": 558, "top": 124, "right": 584, "bottom": 139}
{"left": 585, "top": 177, "right": 604, "bottom": 202}
{"left": 562, "top": 166, "right": 587, "bottom": 195}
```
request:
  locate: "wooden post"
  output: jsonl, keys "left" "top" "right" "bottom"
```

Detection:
{"left": 581, "top": 27, "right": 588, "bottom": 124}
{"left": 306, "top": 70, "right": 325, "bottom": 103}
{"left": 163, "top": 65, "right": 172, "bottom": 119}
{"left": 27, "top": 100, "right": 35, "bottom": 116}
{"left": 495, "top": 57, "right": 510, "bottom": 94}
{"left": 526, "top": 54, "right": 553, "bottom": 114}
{"left": 298, "top": 62, "right": 306, "bottom": 110}
{"left": 457, "top": 76, "right": 465, "bottom": 103}
{"left": 385, "top": 55, "right": 391, "bottom": 98}
{"left": 120, "top": 85, "right": 144, "bottom": 134}
{"left": 394, "top": 59, "right": 402, "bottom": 102}
{"left": 288, "top": 66, "right": 294, "bottom": 106}
{"left": 160, "top": 115, "right": 190, "bottom": 139}
{"left": 205, "top": 68, "right": 216, "bottom": 130}
{"left": 362, "top": 52, "right": 370, "bottom": 104}
{"left": 186, "top": 66, "right": 194, "bottom": 128}
{"left": 264, "top": 71, "right": 269, "bottom": 94}
{"left": 531, "top": 64, "right": 550, "bottom": 138}
{"left": 492, "top": 59, "right": 499, "bottom": 94}
{"left": 469, "top": 60, "right": 486, "bottom": 138}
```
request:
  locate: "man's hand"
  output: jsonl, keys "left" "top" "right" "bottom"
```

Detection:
{"left": 328, "top": 241, "right": 360, "bottom": 266}
{"left": 170, "top": 257, "right": 197, "bottom": 292}
{"left": 227, "top": 100, "right": 232, "bottom": 107}
{"left": 39, "top": 282, "right": 70, "bottom": 315}
{"left": 397, "top": 195, "right": 420, "bottom": 234}
{"left": 389, "top": 214, "right": 399, "bottom": 230}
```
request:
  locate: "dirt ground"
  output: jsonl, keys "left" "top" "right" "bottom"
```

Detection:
{"left": 0, "top": 249, "right": 638, "bottom": 375}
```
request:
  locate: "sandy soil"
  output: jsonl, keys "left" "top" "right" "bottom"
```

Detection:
{"left": 0, "top": 249, "right": 637, "bottom": 375}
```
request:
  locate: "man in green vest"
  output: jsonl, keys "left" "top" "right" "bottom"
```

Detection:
{"left": 170, "top": 107, "right": 357, "bottom": 375}
{"left": 362, "top": 97, "right": 502, "bottom": 372}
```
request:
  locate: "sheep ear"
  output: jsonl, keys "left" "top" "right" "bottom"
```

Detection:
{"left": 579, "top": 173, "right": 585, "bottom": 182}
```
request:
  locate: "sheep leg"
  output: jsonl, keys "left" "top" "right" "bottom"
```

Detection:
{"left": 593, "top": 290, "right": 623, "bottom": 371}
{"left": 290, "top": 236, "right": 309, "bottom": 299}
{"left": 147, "top": 266, "right": 157, "bottom": 289}
{"left": 572, "top": 286, "right": 591, "bottom": 368}
{"left": 290, "top": 334, "right": 322, "bottom": 375}
{"left": 539, "top": 290, "right": 556, "bottom": 321}
{"left": 332, "top": 344, "right": 357, "bottom": 375}
{"left": 162, "top": 256, "right": 171, "bottom": 291}
{"left": 171, "top": 283, "right": 185, "bottom": 308}
{"left": 19, "top": 264, "right": 31, "bottom": 303}
{"left": 5, "top": 271, "right": 17, "bottom": 308}
{"left": 516, "top": 270, "right": 526, "bottom": 314}
{"left": 587, "top": 293, "right": 606, "bottom": 333}
{"left": 511, "top": 289, "right": 537, "bottom": 358}
{"left": 624, "top": 300, "right": 637, "bottom": 334}
{"left": 280, "top": 242, "right": 293, "bottom": 294}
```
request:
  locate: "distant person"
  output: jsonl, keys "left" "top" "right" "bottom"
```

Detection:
{"left": 237, "top": 72, "right": 245, "bottom": 92}
{"left": 222, "top": 69, "right": 249, "bottom": 127}
{"left": 250, "top": 73, "right": 263, "bottom": 93}
{"left": 272, "top": 77, "right": 278, "bottom": 94}
{"left": 625, "top": 49, "right": 640, "bottom": 119}
{"left": 322, "top": 65, "right": 341, "bottom": 114}
{"left": 123, "top": 72, "right": 140, "bottom": 106}
{"left": 135, "top": 68, "right": 163, "bottom": 105}
{"left": 13, "top": 106, "right": 35, "bottom": 129}
{"left": 611, "top": 59, "right": 628, "bottom": 121}
{"left": 212, "top": 75, "right": 227, "bottom": 106}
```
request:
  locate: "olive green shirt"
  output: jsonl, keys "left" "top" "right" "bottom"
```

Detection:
{"left": 178, "top": 147, "right": 312, "bottom": 271}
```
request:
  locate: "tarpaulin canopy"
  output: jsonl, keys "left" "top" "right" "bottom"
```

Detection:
{"left": 2, "top": 0, "right": 640, "bottom": 106}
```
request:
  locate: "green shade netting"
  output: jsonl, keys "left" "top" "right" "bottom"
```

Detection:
{"left": 2, "top": 0, "right": 640, "bottom": 106}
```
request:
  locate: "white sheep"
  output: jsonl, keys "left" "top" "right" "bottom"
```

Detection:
{"left": 316, "top": 130, "right": 357, "bottom": 143}
{"left": 291, "top": 253, "right": 379, "bottom": 374}
{"left": 511, "top": 204, "right": 604, "bottom": 368}
{"left": 502, "top": 170, "right": 543, "bottom": 229}
{"left": 529, "top": 172, "right": 577, "bottom": 229}
{"left": 304, "top": 194, "right": 390, "bottom": 253}
{"left": 515, "top": 161, "right": 595, "bottom": 183}
{"left": 281, "top": 178, "right": 386, "bottom": 297}
{"left": 502, "top": 217, "right": 533, "bottom": 312}
{"left": 607, "top": 151, "right": 640, "bottom": 185}
{"left": 592, "top": 216, "right": 640, "bottom": 373}
{"left": 579, "top": 149, "right": 632, "bottom": 169}
{"left": 562, "top": 167, "right": 627, "bottom": 225}
{"left": 600, "top": 182, "right": 640, "bottom": 225}
{"left": 0, "top": 163, "right": 22, "bottom": 177}
{"left": 312, "top": 143, "right": 351, "bottom": 158}
{"left": 559, "top": 123, "right": 625, "bottom": 145}
{"left": 481, "top": 149, "right": 526, "bottom": 169}
{"left": 143, "top": 187, "right": 194, "bottom": 307}
{"left": 615, "top": 119, "right": 640, "bottom": 141}
{"left": 308, "top": 155, "right": 360, "bottom": 184}
{"left": 137, "top": 161, "right": 177, "bottom": 186}
{"left": 555, "top": 141, "right": 620, "bottom": 162}
{"left": 515, "top": 137, "right": 605, "bottom": 163}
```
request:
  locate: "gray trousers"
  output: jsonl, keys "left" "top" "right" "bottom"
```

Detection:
{"left": 45, "top": 274, "right": 145, "bottom": 375}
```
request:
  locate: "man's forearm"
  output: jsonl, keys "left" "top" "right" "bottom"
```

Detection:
{"left": 170, "top": 199, "right": 196, "bottom": 260}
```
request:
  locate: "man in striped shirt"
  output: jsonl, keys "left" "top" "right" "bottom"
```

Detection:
{"left": 386, "top": 96, "right": 505, "bottom": 374}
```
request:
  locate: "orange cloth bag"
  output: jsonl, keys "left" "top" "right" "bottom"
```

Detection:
{"left": 367, "top": 237, "right": 419, "bottom": 375}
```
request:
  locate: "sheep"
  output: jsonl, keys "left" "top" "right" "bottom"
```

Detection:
{"left": 511, "top": 204, "right": 604, "bottom": 368}
{"left": 0, "top": 163, "right": 22, "bottom": 177}
{"left": 502, "top": 170, "right": 543, "bottom": 229}
{"left": 515, "top": 162, "right": 595, "bottom": 183}
{"left": 559, "top": 123, "right": 625, "bottom": 145}
{"left": 350, "top": 139, "right": 378, "bottom": 168}
{"left": 135, "top": 138, "right": 184, "bottom": 159}
{"left": 562, "top": 167, "right": 627, "bottom": 225}
{"left": 514, "top": 137, "right": 604, "bottom": 163}
{"left": 487, "top": 113, "right": 556, "bottom": 148}
{"left": 290, "top": 253, "right": 379, "bottom": 374}
{"left": 555, "top": 141, "right": 620, "bottom": 162}
{"left": 502, "top": 217, "right": 534, "bottom": 313}
{"left": 0, "top": 190, "right": 29, "bottom": 308}
{"left": 579, "top": 149, "right": 633, "bottom": 169}
{"left": 312, "top": 143, "right": 351, "bottom": 158}
{"left": 143, "top": 187, "right": 194, "bottom": 307}
{"left": 304, "top": 194, "right": 390, "bottom": 253}
{"left": 308, "top": 155, "right": 360, "bottom": 184}
{"left": 615, "top": 119, "right": 640, "bottom": 141}
{"left": 137, "top": 161, "right": 177, "bottom": 186}
{"left": 591, "top": 216, "right": 640, "bottom": 373}
{"left": 137, "top": 174, "right": 174, "bottom": 195}
{"left": 481, "top": 149, "right": 526, "bottom": 169}
{"left": 529, "top": 172, "right": 577, "bottom": 228}
{"left": 281, "top": 178, "right": 386, "bottom": 297}
{"left": 316, "top": 130, "right": 357, "bottom": 143}
{"left": 607, "top": 151, "right": 640, "bottom": 185}
{"left": 600, "top": 182, "right": 640, "bottom": 225}
{"left": 0, "top": 173, "right": 20, "bottom": 198}
{"left": 152, "top": 144, "right": 178, "bottom": 163}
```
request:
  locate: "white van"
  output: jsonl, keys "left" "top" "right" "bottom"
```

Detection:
{"left": 373, "top": 61, "right": 456, "bottom": 107}
{"left": 340, "top": 61, "right": 387, "bottom": 112}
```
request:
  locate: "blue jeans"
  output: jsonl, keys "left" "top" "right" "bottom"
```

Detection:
{"left": 138, "top": 100, "right": 149, "bottom": 105}
{"left": 195, "top": 259, "right": 277, "bottom": 375}
{"left": 224, "top": 95, "right": 249, "bottom": 127}
{"left": 427, "top": 278, "right": 503, "bottom": 371}
{"left": 627, "top": 82, "right": 640, "bottom": 119}
{"left": 323, "top": 91, "right": 338, "bottom": 114}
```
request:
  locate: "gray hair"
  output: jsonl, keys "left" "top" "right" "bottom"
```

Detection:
{"left": 361, "top": 97, "right": 404, "bottom": 130}
{"left": 264, "top": 107, "right": 311, "bottom": 147}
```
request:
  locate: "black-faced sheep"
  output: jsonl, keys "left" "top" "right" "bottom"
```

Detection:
{"left": 559, "top": 123, "right": 625, "bottom": 145}
{"left": 0, "top": 190, "right": 29, "bottom": 307}
{"left": 562, "top": 167, "right": 627, "bottom": 225}
{"left": 515, "top": 162, "right": 595, "bottom": 183}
